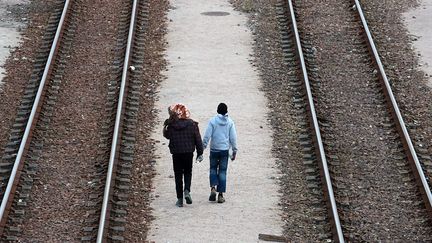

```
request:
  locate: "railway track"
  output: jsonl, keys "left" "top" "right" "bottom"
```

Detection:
{"left": 277, "top": 0, "right": 432, "bottom": 241}
{"left": 0, "top": 0, "right": 75, "bottom": 239}
{"left": 81, "top": 0, "right": 150, "bottom": 241}
{"left": 1, "top": 0, "right": 430, "bottom": 241}
{"left": 0, "top": 0, "right": 149, "bottom": 241}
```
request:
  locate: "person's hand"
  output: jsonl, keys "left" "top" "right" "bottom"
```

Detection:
{"left": 196, "top": 155, "right": 204, "bottom": 163}
{"left": 230, "top": 152, "right": 236, "bottom": 161}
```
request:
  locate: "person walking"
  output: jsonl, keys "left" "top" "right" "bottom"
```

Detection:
{"left": 163, "top": 103, "right": 204, "bottom": 207}
{"left": 203, "top": 103, "right": 237, "bottom": 203}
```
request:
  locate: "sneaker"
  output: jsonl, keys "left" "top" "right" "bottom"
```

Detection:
{"left": 184, "top": 190, "right": 192, "bottom": 204}
{"left": 217, "top": 193, "right": 225, "bottom": 203}
{"left": 176, "top": 198, "right": 183, "bottom": 207}
{"left": 209, "top": 187, "right": 217, "bottom": 201}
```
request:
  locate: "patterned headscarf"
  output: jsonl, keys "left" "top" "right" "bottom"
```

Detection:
{"left": 169, "top": 103, "right": 190, "bottom": 119}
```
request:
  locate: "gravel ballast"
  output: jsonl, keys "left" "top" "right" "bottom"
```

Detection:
{"left": 232, "top": 0, "right": 432, "bottom": 241}
{"left": 123, "top": 0, "right": 169, "bottom": 241}
{"left": 294, "top": 0, "right": 431, "bottom": 240}
{"left": 361, "top": 0, "right": 432, "bottom": 192}
{"left": 0, "top": 0, "right": 58, "bottom": 168}
{"left": 0, "top": 0, "right": 431, "bottom": 241}
{"left": 231, "top": 0, "right": 329, "bottom": 241}
{"left": 18, "top": 0, "right": 125, "bottom": 241}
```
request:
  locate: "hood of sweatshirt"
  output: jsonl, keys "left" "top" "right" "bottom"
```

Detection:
{"left": 215, "top": 114, "right": 229, "bottom": 126}
{"left": 171, "top": 119, "right": 193, "bottom": 130}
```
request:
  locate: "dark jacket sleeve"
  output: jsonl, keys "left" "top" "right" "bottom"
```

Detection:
{"left": 163, "top": 125, "right": 170, "bottom": 139}
{"left": 194, "top": 122, "right": 204, "bottom": 155}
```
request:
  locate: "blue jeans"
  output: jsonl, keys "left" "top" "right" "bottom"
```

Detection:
{"left": 209, "top": 150, "right": 229, "bottom": 192}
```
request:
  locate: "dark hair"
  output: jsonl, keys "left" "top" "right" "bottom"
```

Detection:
{"left": 217, "top": 103, "right": 228, "bottom": 115}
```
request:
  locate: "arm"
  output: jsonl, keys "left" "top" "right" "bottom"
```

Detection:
{"left": 194, "top": 122, "right": 204, "bottom": 155}
{"left": 202, "top": 121, "right": 213, "bottom": 149}
{"left": 163, "top": 124, "right": 170, "bottom": 139}
{"left": 229, "top": 122, "right": 238, "bottom": 153}
{"left": 163, "top": 116, "right": 176, "bottom": 139}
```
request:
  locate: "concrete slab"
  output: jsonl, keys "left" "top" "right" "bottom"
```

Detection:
{"left": 148, "top": 0, "right": 284, "bottom": 242}
{"left": 0, "top": 0, "right": 28, "bottom": 86}
{"left": 404, "top": 0, "right": 432, "bottom": 87}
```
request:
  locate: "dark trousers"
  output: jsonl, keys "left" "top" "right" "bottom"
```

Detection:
{"left": 172, "top": 153, "right": 193, "bottom": 199}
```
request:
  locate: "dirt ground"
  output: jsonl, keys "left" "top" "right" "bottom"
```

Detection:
{"left": 0, "top": 0, "right": 28, "bottom": 84}
{"left": 147, "top": 0, "right": 284, "bottom": 242}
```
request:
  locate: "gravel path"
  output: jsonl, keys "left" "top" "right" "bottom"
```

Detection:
{"left": 404, "top": 0, "right": 432, "bottom": 84}
{"left": 147, "top": 0, "right": 284, "bottom": 242}
{"left": 18, "top": 0, "right": 124, "bottom": 241}
{"left": 0, "top": 0, "right": 26, "bottom": 85}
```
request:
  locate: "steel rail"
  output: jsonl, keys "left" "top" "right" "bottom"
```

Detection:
{"left": 0, "top": 0, "right": 71, "bottom": 232}
{"left": 96, "top": 0, "right": 138, "bottom": 241}
{"left": 287, "top": 0, "right": 345, "bottom": 241}
{"left": 355, "top": 0, "right": 432, "bottom": 214}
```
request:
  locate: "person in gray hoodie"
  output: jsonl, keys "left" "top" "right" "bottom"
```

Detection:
{"left": 202, "top": 103, "right": 237, "bottom": 203}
